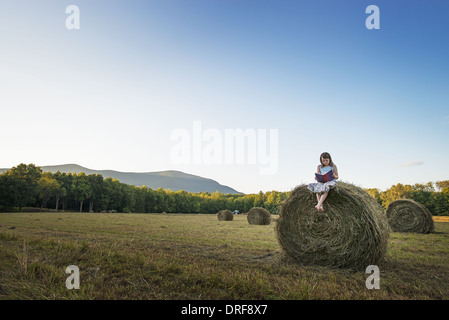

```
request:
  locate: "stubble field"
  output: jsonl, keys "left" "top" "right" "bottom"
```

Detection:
{"left": 0, "top": 212, "right": 448, "bottom": 300}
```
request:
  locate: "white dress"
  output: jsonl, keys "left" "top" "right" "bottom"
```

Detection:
{"left": 307, "top": 165, "right": 338, "bottom": 193}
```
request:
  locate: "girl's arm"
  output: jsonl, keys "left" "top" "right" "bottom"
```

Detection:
{"left": 333, "top": 165, "right": 339, "bottom": 179}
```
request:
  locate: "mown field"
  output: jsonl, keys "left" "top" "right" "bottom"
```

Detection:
{"left": 0, "top": 212, "right": 448, "bottom": 300}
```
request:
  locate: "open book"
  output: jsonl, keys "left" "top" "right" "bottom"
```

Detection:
{"left": 315, "top": 169, "right": 334, "bottom": 183}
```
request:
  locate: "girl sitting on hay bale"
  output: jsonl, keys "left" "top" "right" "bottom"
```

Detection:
{"left": 307, "top": 152, "right": 339, "bottom": 211}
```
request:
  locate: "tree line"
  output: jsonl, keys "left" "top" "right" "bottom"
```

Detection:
{"left": 1, "top": 163, "right": 448, "bottom": 215}
{"left": 0, "top": 164, "right": 289, "bottom": 214}
{"left": 366, "top": 181, "right": 449, "bottom": 216}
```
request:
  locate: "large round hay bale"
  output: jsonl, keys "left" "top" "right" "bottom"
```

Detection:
{"left": 247, "top": 207, "right": 271, "bottom": 225}
{"left": 217, "top": 209, "right": 233, "bottom": 221}
{"left": 275, "top": 182, "right": 390, "bottom": 270}
{"left": 386, "top": 199, "right": 434, "bottom": 233}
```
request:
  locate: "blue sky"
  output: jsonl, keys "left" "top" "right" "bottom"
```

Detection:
{"left": 1, "top": 0, "right": 448, "bottom": 194}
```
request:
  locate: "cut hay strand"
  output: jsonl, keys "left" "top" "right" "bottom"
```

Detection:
{"left": 275, "top": 182, "right": 390, "bottom": 270}
{"left": 247, "top": 207, "right": 271, "bottom": 225}
{"left": 217, "top": 209, "right": 233, "bottom": 221}
{"left": 386, "top": 199, "right": 435, "bottom": 233}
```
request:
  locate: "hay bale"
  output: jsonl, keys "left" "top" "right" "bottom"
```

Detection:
{"left": 275, "top": 182, "right": 390, "bottom": 270}
{"left": 386, "top": 199, "right": 434, "bottom": 233}
{"left": 247, "top": 207, "right": 271, "bottom": 225}
{"left": 217, "top": 209, "right": 233, "bottom": 221}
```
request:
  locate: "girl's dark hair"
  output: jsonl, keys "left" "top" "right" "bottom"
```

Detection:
{"left": 320, "top": 152, "right": 335, "bottom": 167}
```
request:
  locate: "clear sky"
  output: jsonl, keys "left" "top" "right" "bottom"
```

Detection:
{"left": 1, "top": 0, "right": 448, "bottom": 194}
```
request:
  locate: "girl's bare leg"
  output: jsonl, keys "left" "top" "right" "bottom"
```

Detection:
{"left": 315, "top": 193, "right": 322, "bottom": 210}
{"left": 317, "top": 191, "right": 328, "bottom": 211}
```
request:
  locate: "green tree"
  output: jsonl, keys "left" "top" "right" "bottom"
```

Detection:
{"left": 37, "top": 172, "right": 62, "bottom": 209}
{"left": 143, "top": 186, "right": 157, "bottom": 213}
{"left": 54, "top": 186, "right": 67, "bottom": 211}
{"left": 5, "top": 163, "right": 42, "bottom": 211}
{"left": 243, "top": 195, "right": 254, "bottom": 213}
{"left": 431, "top": 192, "right": 449, "bottom": 216}
{"left": 53, "top": 172, "right": 74, "bottom": 211}
{"left": 254, "top": 191, "right": 265, "bottom": 208}
{"left": 122, "top": 183, "right": 136, "bottom": 213}
{"left": 436, "top": 180, "right": 449, "bottom": 193}
{"left": 365, "top": 188, "right": 382, "bottom": 206}
{"left": 133, "top": 187, "right": 146, "bottom": 213}
{"left": 380, "top": 183, "right": 413, "bottom": 209}
{"left": 87, "top": 174, "right": 104, "bottom": 212}
{"left": 191, "top": 195, "right": 201, "bottom": 213}
{"left": 0, "top": 174, "right": 15, "bottom": 210}
{"left": 72, "top": 173, "right": 92, "bottom": 212}
{"left": 103, "top": 178, "right": 124, "bottom": 212}
{"left": 407, "top": 183, "right": 434, "bottom": 213}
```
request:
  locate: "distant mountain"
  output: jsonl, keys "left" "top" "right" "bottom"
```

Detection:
{"left": 0, "top": 164, "right": 242, "bottom": 194}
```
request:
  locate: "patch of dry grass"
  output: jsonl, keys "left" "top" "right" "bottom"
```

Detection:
{"left": 0, "top": 212, "right": 448, "bottom": 300}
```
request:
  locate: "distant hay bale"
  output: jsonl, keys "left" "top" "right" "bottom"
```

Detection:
{"left": 275, "top": 182, "right": 390, "bottom": 270}
{"left": 386, "top": 199, "right": 434, "bottom": 233}
{"left": 247, "top": 207, "right": 271, "bottom": 225}
{"left": 217, "top": 209, "right": 233, "bottom": 221}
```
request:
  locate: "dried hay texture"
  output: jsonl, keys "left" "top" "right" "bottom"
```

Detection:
{"left": 247, "top": 207, "right": 271, "bottom": 225}
{"left": 217, "top": 209, "right": 234, "bottom": 221}
{"left": 275, "top": 182, "right": 390, "bottom": 270}
{"left": 386, "top": 199, "right": 434, "bottom": 233}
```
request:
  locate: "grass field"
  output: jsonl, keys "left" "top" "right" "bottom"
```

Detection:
{"left": 0, "top": 212, "right": 448, "bottom": 300}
